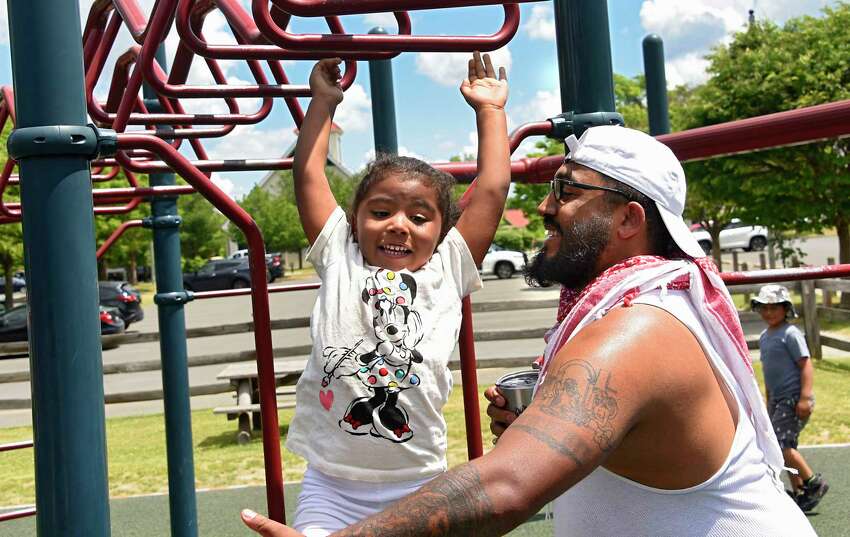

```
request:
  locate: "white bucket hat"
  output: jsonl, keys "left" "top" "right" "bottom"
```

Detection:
{"left": 565, "top": 125, "right": 705, "bottom": 258}
{"left": 751, "top": 284, "right": 798, "bottom": 317}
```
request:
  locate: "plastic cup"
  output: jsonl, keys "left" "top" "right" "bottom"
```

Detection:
{"left": 495, "top": 370, "right": 539, "bottom": 415}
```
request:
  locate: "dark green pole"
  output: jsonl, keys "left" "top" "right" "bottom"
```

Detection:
{"left": 142, "top": 47, "right": 198, "bottom": 537}
{"left": 552, "top": 0, "right": 616, "bottom": 116}
{"left": 642, "top": 34, "right": 670, "bottom": 135}
{"left": 368, "top": 27, "right": 399, "bottom": 155}
{"left": 6, "top": 1, "right": 111, "bottom": 535}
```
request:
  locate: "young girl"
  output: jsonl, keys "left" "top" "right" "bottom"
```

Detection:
{"left": 285, "top": 53, "right": 510, "bottom": 535}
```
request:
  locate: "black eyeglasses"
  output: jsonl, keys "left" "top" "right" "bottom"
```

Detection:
{"left": 549, "top": 175, "right": 630, "bottom": 203}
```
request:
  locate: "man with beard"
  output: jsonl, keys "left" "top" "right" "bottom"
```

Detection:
{"left": 241, "top": 126, "right": 816, "bottom": 536}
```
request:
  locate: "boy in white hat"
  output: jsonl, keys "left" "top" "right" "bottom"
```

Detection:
{"left": 753, "top": 284, "right": 828, "bottom": 511}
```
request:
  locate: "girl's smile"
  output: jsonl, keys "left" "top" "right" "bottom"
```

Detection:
{"left": 354, "top": 175, "right": 443, "bottom": 272}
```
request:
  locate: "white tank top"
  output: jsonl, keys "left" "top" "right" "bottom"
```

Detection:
{"left": 554, "top": 289, "right": 816, "bottom": 537}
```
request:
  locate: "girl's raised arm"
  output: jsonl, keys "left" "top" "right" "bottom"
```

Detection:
{"left": 293, "top": 59, "right": 345, "bottom": 244}
{"left": 455, "top": 52, "right": 511, "bottom": 265}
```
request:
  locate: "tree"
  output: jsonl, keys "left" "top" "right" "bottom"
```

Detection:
{"left": 685, "top": 7, "right": 850, "bottom": 275}
{"left": 509, "top": 73, "right": 656, "bottom": 240}
{"left": 94, "top": 171, "right": 152, "bottom": 283}
{"left": 234, "top": 168, "right": 357, "bottom": 269}
{"left": 178, "top": 191, "right": 227, "bottom": 272}
{"left": 0, "top": 124, "right": 24, "bottom": 308}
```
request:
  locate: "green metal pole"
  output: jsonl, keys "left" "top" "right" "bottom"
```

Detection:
{"left": 368, "top": 27, "right": 399, "bottom": 155}
{"left": 142, "top": 47, "right": 199, "bottom": 537}
{"left": 6, "top": 1, "right": 111, "bottom": 535}
{"left": 642, "top": 34, "right": 671, "bottom": 135}
{"left": 552, "top": 0, "right": 616, "bottom": 115}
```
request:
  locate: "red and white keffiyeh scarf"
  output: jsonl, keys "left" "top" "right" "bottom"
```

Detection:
{"left": 538, "top": 255, "right": 784, "bottom": 474}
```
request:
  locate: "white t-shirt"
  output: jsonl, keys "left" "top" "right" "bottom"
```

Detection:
{"left": 286, "top": 207, "right": 482, "bottom": 482}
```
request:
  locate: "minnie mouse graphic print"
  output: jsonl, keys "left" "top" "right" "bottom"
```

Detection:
{"left": 322, "top": 268, "right": 424, "bottom": 443}
{"left": 286, "top": 207, "right": 482, "bottom": 482}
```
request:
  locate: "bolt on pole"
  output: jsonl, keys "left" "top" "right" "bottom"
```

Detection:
{"left": 368, "top": 27, "right": 399, "bottom": 156}
{"left": 142, "top": 45, "right": 199, "bottom": 537}
{"left": 553, "top": 0, "right": 617, "bottom": 123}
{"left": 6, "top": 1, "right": 111, "bottom": 535}
{"left": 642, "top": 34, "right": 671, "bottom": 136}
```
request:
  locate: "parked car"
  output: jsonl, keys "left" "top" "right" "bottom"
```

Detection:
{"left": 691, "top": 219, "right": 769, "bottom": 253}
{"left": 0, "top": 276, "right": 26, "bottom": 293}
{"left": 98, "top": 281, "right": 144, "bottom": 328}
{"left": 479, "top": 244, "right": 527, "bottom": 279}
{"left": 230, "top": 249, "right": 285, "bottom": 282}
{"left": 0, "top": 304, "right": 125, "bottom": 343}
{"left": 183, "top": 258, "right": 268, "bottom": 291}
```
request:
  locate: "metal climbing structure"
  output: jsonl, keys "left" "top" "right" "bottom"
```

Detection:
{"left": 2, "top": 1, "right": 850, "bottom": 536}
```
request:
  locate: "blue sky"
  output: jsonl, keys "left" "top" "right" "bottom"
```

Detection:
{"left": 0, "top": 1, "right": 839, "bottom": 198}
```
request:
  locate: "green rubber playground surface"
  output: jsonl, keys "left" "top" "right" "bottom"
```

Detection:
{"left": 0, "top": 445, "right": 847, "bottom": 536}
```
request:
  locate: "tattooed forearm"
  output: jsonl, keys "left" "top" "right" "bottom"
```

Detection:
{"left": 332, "top": 464, "right": 503, "bottom": 537}
{"left": 535, "top": 359, "right": 619, "bottom": 452}
{"left": 511, "top": 423, "right": 584, "bottom": 466}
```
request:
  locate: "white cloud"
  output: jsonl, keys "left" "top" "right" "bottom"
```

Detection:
{"left": 334, "top": 83, "right": 372, "bottom": 132}
{"left": 664, "top": 53, "right": 712, "bottom": 87}
{"left": 461, "top": 131, "right": 478, "bottom": 158}
{"left": 362, "top": 12, "right": 398, "bottom": 32}
{"left": 357, "top": 146, "right": 428, "bottom": 171}
{"left": 639, "top": 0, "right": 840, "bottom": 86}
{"left": 415, "top": 47, "right": 512, "bottom": 87}
{"left": 210, "top": 173, "right": 238, "bottom": 199}
{"left": 204, "top": 124, "right": 296, "bottom": 161}
{"left": 0, "top": 4, "right": 7, "bottom": 45}
{"left": 509, "top": 89, "right": 561, "bottom": 127}
{"left": 524, "top": 5, "right": 556, "bottom": 41}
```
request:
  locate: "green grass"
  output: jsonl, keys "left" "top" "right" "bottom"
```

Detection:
{"left": 0, "top": 384, "right": 490, "bottom": 508}
{"left": 1, "top": 357, "right": 847, "bottom": 508}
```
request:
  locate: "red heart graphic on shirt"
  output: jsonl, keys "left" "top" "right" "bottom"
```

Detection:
{"left": 319, "top": 389, "right": 334, "bottom": 411}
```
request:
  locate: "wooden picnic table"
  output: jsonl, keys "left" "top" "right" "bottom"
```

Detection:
{"left": 214, "top": 354, "right": 539, "bottom": 443}
{"left": 214, "top": 358, "right": 306, "bottom": 444}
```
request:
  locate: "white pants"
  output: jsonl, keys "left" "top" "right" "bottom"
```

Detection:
{"left": 293, "top": 465, "right": 436, "bottom": 536}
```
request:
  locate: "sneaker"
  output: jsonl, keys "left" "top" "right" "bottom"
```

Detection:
{"left": 797, "top": 474, "right": 829, "bottom": 512}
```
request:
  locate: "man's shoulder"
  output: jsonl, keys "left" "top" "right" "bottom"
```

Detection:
{"left": 564, "top": 304, "right": 706, "bottom": 382}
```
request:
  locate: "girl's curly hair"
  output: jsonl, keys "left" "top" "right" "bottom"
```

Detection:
{"left": 349, "top": 154, "right": 460, "bottom": 242}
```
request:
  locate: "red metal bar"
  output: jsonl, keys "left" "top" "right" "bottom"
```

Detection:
{"left": 254, "top": 0, "right": 521, "bottom": 53}
{"left": 96, "top": 220, "right": 144, "bottom": 260}
{"left": 0, "top": 507, "right": 36, "bottom": 523}
{"left": 721, "top": 264, "right": 850, "bottom": 286}
{"left": 112, "top": 0, "right": 151, "bottom": 42}
{"left": 435, "top": 155, "right": 562, "bottom": 183}
{"left": 116, "top": 153, "right": 295, "bottom": 173}
{"left": 459, "top": 296, "right": 484, "bottom": 459}
{"left": 117, "top": 133, "right": 284, "bottom": 523}
{"left": 142, "top": 0, "right": 329, "bottom": 99}
{"left": 509, "top": 120, "right": 553, "bottom": 154}
{"left": 1, "top": 86, "right": 15, "bottom": 124}
{"left": 176, "top": 0, "right": 401, "bottom": 61}
{"left": 658, "top": 98, "right": 850, "bottom": 162}
{"left": 269, "top": 0, "right": 540, "bottom": 17}
{"left": 0, "top": 440, "right": 32, "bottom": 452}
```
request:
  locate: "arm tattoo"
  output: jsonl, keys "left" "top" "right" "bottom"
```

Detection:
{"left": 333, "top": 464, "right": 500, "bottom": 537}
{"left": 510, "top": 423, "right": 583, "bottom": 466}
{"left": 533, "top": 359, "right": 619, "bottom": 452}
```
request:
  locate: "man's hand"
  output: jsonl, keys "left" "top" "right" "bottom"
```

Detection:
{"left": 309, "top": 58, "right": 344, "bottom": 105}
{"left": 484, "top": 385, "right": 516, "bottom": 441}
{"left": 241, "top": 510, "right": 305, "bottom": 537}
{"left": 460, "top": 51, "right": 508, "bottom": 113}
{"left": 796, "top": 397, "right": 813, "bottom": 420}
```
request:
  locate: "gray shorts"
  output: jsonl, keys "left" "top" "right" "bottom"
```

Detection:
{"left": 768, "top": 397, "right": 809, "bottom": 450}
